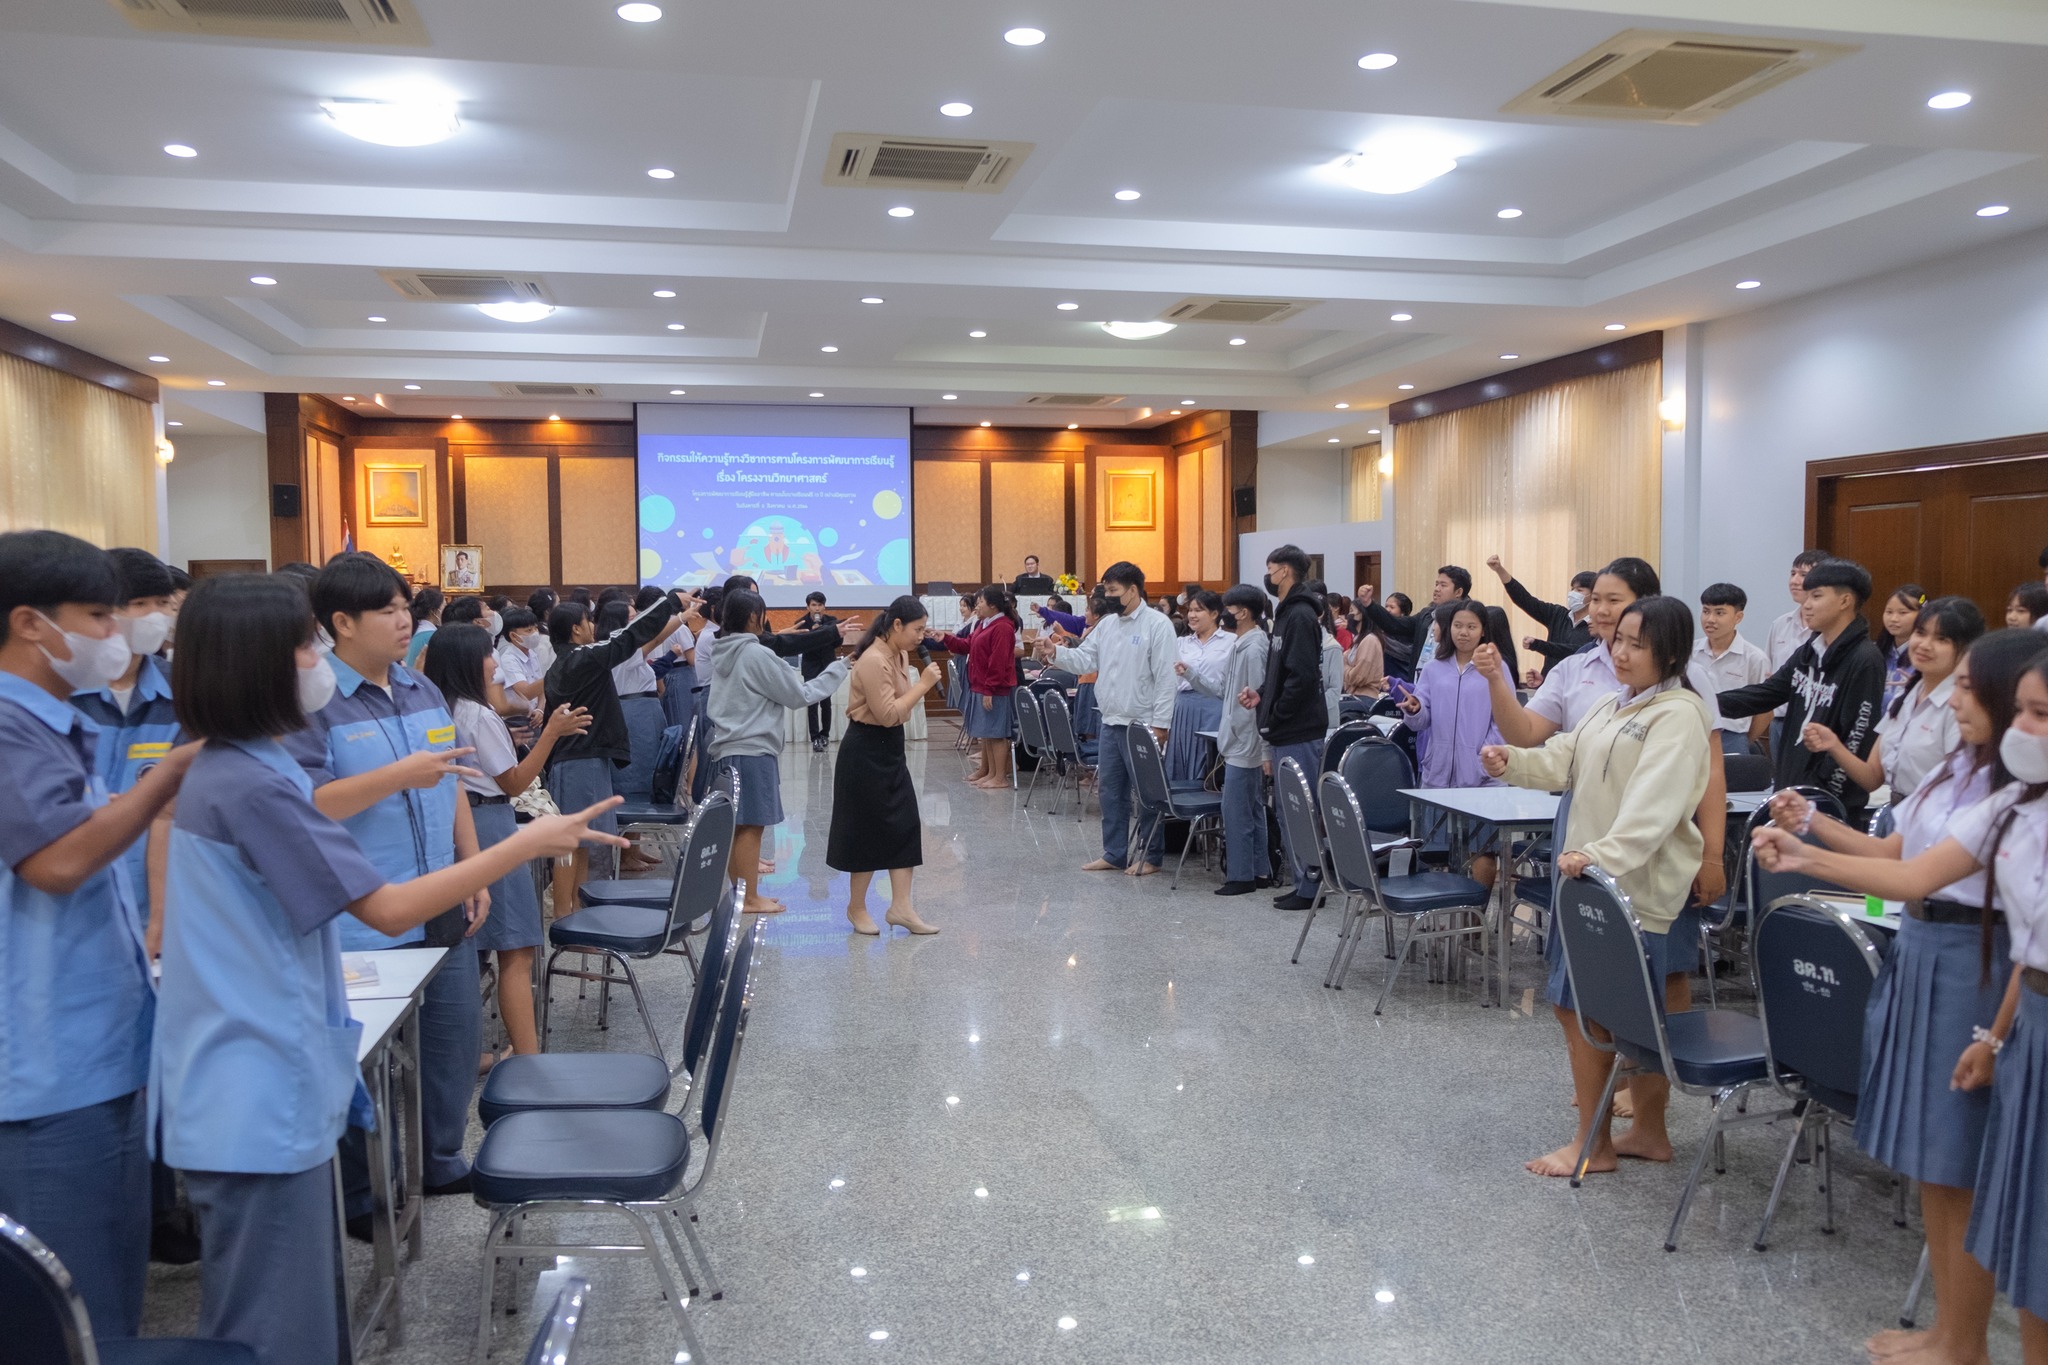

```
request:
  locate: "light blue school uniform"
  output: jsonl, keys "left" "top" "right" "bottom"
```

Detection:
{"left": 71, "top": 654, "right": 181, "bottom": 895}
{"left": 403, "top": 622, "right": 436, "bottom": 670}
{"left": 153, "top": 737, "right": 384, "bottom": 1364}
{"left": 0, "top": 670, "right": 153, "bottom": 1339}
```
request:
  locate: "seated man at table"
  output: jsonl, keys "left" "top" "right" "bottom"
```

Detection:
{"left": 1012, "top": 555, "right": 1057, "bottom": 596}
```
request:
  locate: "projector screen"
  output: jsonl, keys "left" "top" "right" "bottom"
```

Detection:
{"left": 634, "top": 404, "right": 913, "bottom": 609}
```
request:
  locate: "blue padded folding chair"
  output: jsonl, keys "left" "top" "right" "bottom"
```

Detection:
{"left": 1336, "top": 736, "right": 1415, "bottom": 842}
{"left": 1278, "top": 758, "right": 1336, "bottom": 964}
{"left": 1013, "top": 688, "right": 1049, "bottom": 808}
{"left": 0, "top": 1213, "right": 256, "bottom": 1365}
{"left": 612, "top": 723, "right": 694, "bottom": 844}
{"left": 1320, "top": 771, "right": 1486, "bottom": 1009}
{"left": 1555, "top": 867, "right": 1788, "bottom": 1250}
{"left": 473, "top": 920, "right": 766, "bottom": 1361}
{"left": 1751, "top": 894, "right": 1885, "bottom": 1250}
{"left": 1039, "top": 690, "right": 1093, "bottom": 822}
{"left": 1127, "top": 725, "right": 1225, "bottom": 890}
{"left": 1513, "top": 790, "right": 1572, "bottom": 973}
{"left": 1700, "top": 787, "right": 1851, "bottom": 1008}
{"left": 522, "top": 1276, "right": 590, "bottom": 1365}
{"left": 538, "top": 792, "right": 736, "bottom": 1059}
{"left": 1320, "top": 719, "right": 1376, "bottom": 776}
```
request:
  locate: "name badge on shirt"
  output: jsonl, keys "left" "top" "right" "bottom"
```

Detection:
{"left": 426, "top": 725, "right": 456, "bottom": 746}
{"left": 127, "top": 740, "right": 171, "bottom": 762}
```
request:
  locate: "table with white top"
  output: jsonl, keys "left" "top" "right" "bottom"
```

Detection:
{"left": 1399, "top": 787, "right": 1561, "bottom": 1007}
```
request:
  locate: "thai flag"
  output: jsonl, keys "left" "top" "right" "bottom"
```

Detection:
{"left": 342, "top": 522, "right": 354, "bottom": 554}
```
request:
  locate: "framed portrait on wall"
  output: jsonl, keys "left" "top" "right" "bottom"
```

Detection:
{"left": 1105, "top": 469, "right": 1156, "bottom": 530}
{"left": 440, "top": 545, "right": 483, "bottom": 592}
{"left": 363, "top": 464, "right": 426, "bottom": 526}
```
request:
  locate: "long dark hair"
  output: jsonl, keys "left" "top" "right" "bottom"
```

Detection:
{"left": 1483, "top": 605, "right": 1522, "bottom": 685}
{"left": 719, "top": 588, "right": 765, "bottom": 638}
{"left": 419, "top": 622, "right": 494, "bottom": 710}
{"left": 979, "top": 583, "right": 1023, "bottom": 634}
{"left": 1433, "top": 598, "right": 1517, "bottom": 681}
{"left": 1884, "top": 583, "right": 1926, "bottom": 650}
{"left": 1616, "top": 596, "right": 1697, "bottom": 693}
{"left": 853, "top": 595, "right": 928, "bottom": 660}
{"left": 171, "top": 574, "right": 315, "bottom": 741}
{"left": 1887, "top": 595, "right": 1984, "bottom": 721}
{"left": 594, "top": 599, "right": 631, "bottom": 638}
{"left": 1982, "top": 639, "right": 2048, "bottom": 975}
{"left": 410, "top": 583, "right": 444, "bottom": 625}
{"left": 547, "top": 602, "right": 587, "bottom": 650}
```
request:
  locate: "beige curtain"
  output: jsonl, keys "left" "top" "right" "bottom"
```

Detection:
{"left": 0, "top": 352, "right": 158, "bottom": 550}
{"left": 1392, "top": 361, "right": 1660, "bottom": 648}
{"left": 1345, "top": 442, "right": 1382, "bottom": 522}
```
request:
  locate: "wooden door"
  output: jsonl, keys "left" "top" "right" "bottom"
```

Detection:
{"left": 1353, "top": 551, "right": 1383, "bottom": 604}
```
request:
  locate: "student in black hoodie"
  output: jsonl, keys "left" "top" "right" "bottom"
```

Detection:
{"left": 795, "top": 590, "right": 842, "bottom": 751}
{"left": 1716, "top": 558, "right": 1885, "bottom": 816}
{"left": 1239, "top": 544, "right": 1330, "bottom": 909}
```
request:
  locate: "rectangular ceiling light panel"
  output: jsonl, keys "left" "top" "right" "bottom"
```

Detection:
{"left": 107, "top": 0, "right": 428, "bottom": 44}
{"left": 1503, "top": 29, "right": 1859, "bottom": 124}
{"left": 823, "top": 133, "right": 1034, "bottom": 193}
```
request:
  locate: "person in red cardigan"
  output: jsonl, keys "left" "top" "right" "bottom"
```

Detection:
{"left": 930, "top": 585, "right": 1022, "bottom": 790}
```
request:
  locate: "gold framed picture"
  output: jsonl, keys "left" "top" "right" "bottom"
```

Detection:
{"left": 363, "top": 464, "right": 426, "bottom": 526}
{"left": 440, "top": 545, "right": 483, "bottom": 592}
{"left": 1105, "top": 469, "right": 1156, "bottom": 530}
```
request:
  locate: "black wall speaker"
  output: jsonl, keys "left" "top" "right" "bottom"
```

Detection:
{"left": 1231, "top": 486, "right": 1256, "bottom": 518}
{"left": 271, "top": 483, "right": 301, "bottom": 518}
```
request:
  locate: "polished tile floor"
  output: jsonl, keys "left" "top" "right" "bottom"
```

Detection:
{"left": 143, "top": 731, "right": 2020, "bottom": 1363}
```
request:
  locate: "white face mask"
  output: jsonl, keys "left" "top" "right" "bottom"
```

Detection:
{"left": 297, "top": 655, "right": 338, "bottom": 714}
{"left": 2001, "top": 726, "right": 2048, "bottom": 785}
{"left": 511, "top": 631, "right": 535, "bottom": 654}
{"left": 1565, "top": 590, "right": 1588, "bottom": 614}
{"left": 36, "top": 613, "right": 132, "bottom": 691}
{"left": 483, "top": 611, "right": 503, "bottom": 636}
{"left": 115, "top": 611, "right": 173, "bottom": 657}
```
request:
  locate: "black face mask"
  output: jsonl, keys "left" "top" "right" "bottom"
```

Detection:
{"left": 1219, "top": 608, "right": 1238, "bottom": 631}
{"left": 1262, "top": 574, "right": 1280, "bottom": 597}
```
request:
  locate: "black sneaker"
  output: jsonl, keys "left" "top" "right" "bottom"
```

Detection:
{"left": 1213, "top": 881, "right": 1257, "bottom": 896}
{"left": 1254, "top": 876, "right": 1275, "bottom": 889}
{"left": 424, "top": 1172, "right": 473, "bottom": 1197}
{"left": 345, "top": 1213, "right": 374, "bottom": 1244}
{"left": 1272, "top": 893, "right": 1316, "bottom": 911}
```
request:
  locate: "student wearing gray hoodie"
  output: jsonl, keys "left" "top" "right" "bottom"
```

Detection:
{"left": 1188, "top": 584, "right": 1274, "bottom": 895}
{"left": 706, "top": 589, "right": 848, "bottom": 915}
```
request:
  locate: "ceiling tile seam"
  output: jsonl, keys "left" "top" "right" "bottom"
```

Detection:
{"left": 1554, "top": 139, "right": 1868, "bottom": 260}
{"left": 1305, "top": 334, "right": 1472, "bottom": 393}
{"left": 0, "top": 122, "right": 77, "bottom": 201}
{"left": 777, "top": 80, "right": 825, "bottom": 213}
{"left": 120, "top": 294, "right": 275, "bottom": 370}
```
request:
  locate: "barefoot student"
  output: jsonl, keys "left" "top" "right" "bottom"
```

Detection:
{"left": 829, "top": 596, "right": 943, "bottom": 935}
{"left": 1483, "top": 596, "right": 1716, "bottom": 1178}
{"left": 706, "top": 588, "right": 848, "bottom": 915}
{"left": 151, "top": 574, "right": 624, "bottom": 1364}
{"left": 1757, "top": 627, "right": 2040, "bottom": 1365}
{"left": 932, "top": 584, "right": 1021, "bottom": 791}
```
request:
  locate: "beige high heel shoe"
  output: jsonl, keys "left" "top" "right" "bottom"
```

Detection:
{"left": 884, "top": 903, "right": 939, "bottom": 935}
{"left": 847, "top": 905, "right": 880, "bottom": 936}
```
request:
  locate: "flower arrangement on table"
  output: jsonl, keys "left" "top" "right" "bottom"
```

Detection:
{"left": 1055, "top": 573, "right": 1081, "bottom": 594}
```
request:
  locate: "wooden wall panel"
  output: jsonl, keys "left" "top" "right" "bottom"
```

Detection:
{"left": 989, "top": 461, "right": 1066, "bottom": 583}
{"left": 462, "top": 456, "right": 553, "bottom": 585}
{"left": 1201, "top": 444, "right": 1226, "bottom": 580}
{"left": 1089, "top": 449, "right": 1167, "bottom": 585}
{"left": 1177, "top": 447, "right": 1203, "bottom": 586}
{"left": 914, "top": 460, "right": 983, "bottom": 584}
{"left": 558, "top": 456, "right": 637, "bottom": 585}
{"left": 352, "top": 447, "right": 437, "bottom": 582}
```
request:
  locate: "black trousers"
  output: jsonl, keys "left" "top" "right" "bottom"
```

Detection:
{"left": 808, "top": 697, "right": 833, "bottom": 739}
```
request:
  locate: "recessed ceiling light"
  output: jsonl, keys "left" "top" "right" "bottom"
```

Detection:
{"left": 810, "top": 391, "right": 825, "bottom": 397}
{"left": 1055, "top": 302, "right": 1079, "bottom": 311}
{"left": 820, "top": 344, "right": 838, "bottom": 352}
{"left": 343, "top": 396, "right": 357, "bottom": 401}
{"left": 1927, "top": 91, "right": 1972, "bottom": 110}
{"left": 888, "top": 205, "right": 915, "bottom": 218}
{"left": 1357, "top": 52, "right": 1397, "bottom": 70}
{"left": 969, "top": 330, "right": 987, "bottom": 338}
{"left": 1067, "top": 423, "right": 1078, "bottom": 430}
{"left": 477, "top": 302, "right": 555, "bottom": 323}
{"left": 1004, "top": 27, "right": 1045, "bottom": 46}
{"left": 321, "top": 97, "right": 461, "bottom": 147}
{"left": 670, "top": 388, "right": 686, "bottom": 395}
{"left": 147, "top": 354, "right": 170, "bottom": 363}
{"left": 166, "top": 420, "right": 182, "bottom": 427}
{"left": 1389, "top": 312, "right": 1412, "bottom": 322}
{"left": 367, "top": 315, "right": 386, "bottom": 323}
{"left": 861, "top": 296, "right": 885, "bottom": 304}
{"left": 1499, "top": 353, "right": 1519, "bottom": 360}
{"left": 207, "top": 378, "right": 227, "bottom": 386}
{"left": 1330, "top": 141, "right": 1458, "bottom": 195}
{"left": 1736, "top": 279, "right": 1762, "bottom": 290}
{"left": 1367, "top": 427, "right": 1381, "bottom": 434}
{"left": 1228, "top": 336, "right": 1247, "bottom": 346}
{"left": 942, "top": 393, "right": 958, "bottom": 400}
{"left": 1100, "top": 320, "right": 1176, "bottom": 340}
{"left": 1334, "top": 402, "right": 1350, "bottom": 409}
{"left": 1604, "top": 323, "right": 1626, "bottom": 331}
{"left": 548, "top": 412, "right": 561, "bottom": 420}
{"left": 248, "top": 275, "right": 277, "bottom": 286}
{"left": 1496, "top": 207, "right": 1522, "bottom": 219}
{"left": 403, "top": 383, "right": 421, "bottom": 390}
{"left": 1170, "top": 410, "right": 1183, "bottom": 416}
{"left": 449, "top": 413, "right": 463, "bottom": 420}
{"left": 1978, "top": 204, "right": 2011, "bottom": 217}
{"left": 1396, "top": 383, "right": 1414, "bottom": 390}
{"left": 666, "top": 322, "right": 687, "bottom": 330}
{"left": 1327, "top": 437, "right": 1340, "bottom": 443}
{"left": 163, "top": 143, "right": 197, "bottom": 158}
{"left": 1181, "top": 399, "right": 1195, "bottom": 405}
{"left": 1114, "top": 189, "right": 1141, "bottom": 201}
{"left": 979, "top": 420, "right": 992, "bottom": 427}
{"left": 653, "top": 289, "right": 676, "bottom": 298}
{"left": 48, "top": 312, "right": 75, "bottom": 322}
{"left": 647, "top": 167, "right": 675, "bottom": 179}
{"left": 616, "top": 2, "right": 661, "bottom": 19}
{"left": 940, "top": 102, "right": 974, "bottom": 117}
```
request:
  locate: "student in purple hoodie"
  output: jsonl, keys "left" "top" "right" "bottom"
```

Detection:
{"left": 1396, "top": 599, "right": 1518, "bottom": 890}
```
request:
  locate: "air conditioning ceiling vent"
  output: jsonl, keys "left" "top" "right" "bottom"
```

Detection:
{"left": 1160, "top": 297, "right": 1312, "bottom": 325}
{"left": 823, "top": 133, "right": 1033, "bottom": 193}
{"left": 1022, "top": 394, "right": 1125, "bottom": 408}
{"left": 381, "top": 272, "right": 553, "bottom": 305}
{"left": 106, "top": 0, "right": 428, "bottom": 45}
{"left": 491, "top": 383, "right": 601, "bottom": 398}
{"left": 1503, "top": 29, "right": 1859, "bottom": 124}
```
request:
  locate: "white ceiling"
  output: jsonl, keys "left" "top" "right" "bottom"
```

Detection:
{"left": 0, "top": 0, "right": 2042, "bottom": 446}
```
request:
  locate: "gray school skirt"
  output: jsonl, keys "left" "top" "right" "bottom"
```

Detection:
{"left": 1968, "top": 979, "right": 2048, "bottom": 1317}
{"left": 468, "top": 799, "right": 542, "bottom": 952}
{"left": 546, "top": 755, "right": 619, "bottom": 879}
{"left": 711, "top": 752, "right": 785, "bottom": 827}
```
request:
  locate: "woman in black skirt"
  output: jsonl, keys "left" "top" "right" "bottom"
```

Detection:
{"left": 830, "top": 596, "right": 946, "bottom": 935}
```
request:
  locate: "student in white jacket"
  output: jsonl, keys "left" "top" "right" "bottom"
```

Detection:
{"left": 1483, "top": 596, "right": 1715, "bottom": 1180}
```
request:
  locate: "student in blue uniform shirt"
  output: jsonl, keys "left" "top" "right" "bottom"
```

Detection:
{"left": 0, "top": 529, "right": 197, "bottom": 1340}
{"left": 154, "top": 573, "right": 625, "bottom": 1365}
{"left": 285, "top": 552, "right": 492, "bottom": 1220}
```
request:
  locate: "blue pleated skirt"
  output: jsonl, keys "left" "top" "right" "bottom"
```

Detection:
{"left": 1855, "top": 914, "right": 2009, "bottom": 1187}
{"left": 1165, "top": 691, "right": 1223, "bottom": 782}
{"left": 1967, "top": 981, "right": 2048, "bottom": 1316}
{"left": 963, "top": 690, "right": 1016, "bottom": 739}
{"left": 468, "top": 800, "right": 543, "bottom": 952}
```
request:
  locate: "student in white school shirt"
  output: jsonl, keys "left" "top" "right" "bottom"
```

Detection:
{"left": 1692, "top": 582, "right": 1773, "bottom": 755}
{"left": 1810, "top": 595, "right": 1983, "bottom": 801}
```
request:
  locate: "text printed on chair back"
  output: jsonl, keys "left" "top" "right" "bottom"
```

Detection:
{"left": 1754, "top": 896, "right": 1884, "bottom": 1112}
{"left": 1317, "top": 772, "right": 1383, "bottom": 898}
{"left": 1275, "top": 758, "right": 1323, "bottom": 884}
{"left": 1126, "top": 724, "right": 1172, "bottom": 810}
{"left": 666, "top": 793, "right": 737, "bottom": 944}
{"left": 1555, "top": 869, "right": 1664, "bottom": 1057}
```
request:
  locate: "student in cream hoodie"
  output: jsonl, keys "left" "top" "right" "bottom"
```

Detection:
{"left": 1481, "top": 595, "right": 1715, "bottom": 1182}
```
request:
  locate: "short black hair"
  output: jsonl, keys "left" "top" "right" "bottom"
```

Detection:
{"left": 805, "top": 590, "right": 827, "bottom": 606}
{"left": 273, "top": 561, "right": 320, "bottom": 594}
{"left": 726, "top": 574, "right": 758, "bottom": 594}
{"left": 1221, "top": 584, "right": 1269, "bottom": 627}
{"left": 171, "top": 574, "right": 314, "bottom": 740}
{"left": 409, "top": 584, "right": 444, "bottom": 624}
{"left": 2010, "top": 582, "right": 2048, "bottom": 623}
{"left": 1792, "top": 548, "right": 1831, "bottom": 572}
{"left": 2039, "top": 545, "right": 2048, "bottom": 571}
{"left": 1569, "top": 571, "right": 1598, "bottom": 593}
{"left": 419, "top": 622, "right": 494, "bottom": 710}
{"left": 1386, "top": 592, "right": 1412, "bottom": 616}
{"left": 0, "top": 530, "right": 120, "bottom": 647}
{"left": 442, "top": 595, "right": 484, "bottom": 626}
{"left": 1699, "top": 582, "right": 1748, "bottom": 610}
{"left": 720, "top": 588, "right": 766, "bottom": 637}
{"left": 548, "top": 602, "right": 588, "bottom": 649}
{"left": 497, "top": 607, "right": 536, "bottom": 641}
{"left": 167, "top": 565, "right": 193, "bottom": 592}
{"left": 1437, "top": 564, "right": 1473, "bottom": 596}
{"left": 569, "top": 587, "right": 593, "bottom": 606}
{"left": 1024, "top": 555, "right": 1039, "bottom": 566}
{"left": 1265, "top": 545, "right": 1310, "bottom": 581}
{"left": 1100, "top": 560, "right": 1146, "bottom": 592}
{"left": 1803, "top": 558, "right": 1872, "bottom": 606}
{"left": 595, "top": 599, "right": 631, "bottom": 636}
{"left": 596, "top": 586, "right": 631, "bottom": 610}
{"left": 106, "top": 547, "right": 174, "bottom": 602}
{"left": 635, "top": 586, "right": 665, "bottom": 611}
{"left": 527, "top": 588, "right": 558, "bottom": 619}
{"left": 1599, "top": 556, "right": 1662, "bottom": 601}
{"left": 311, "top": 552, "right": 410, "bottom": 639}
